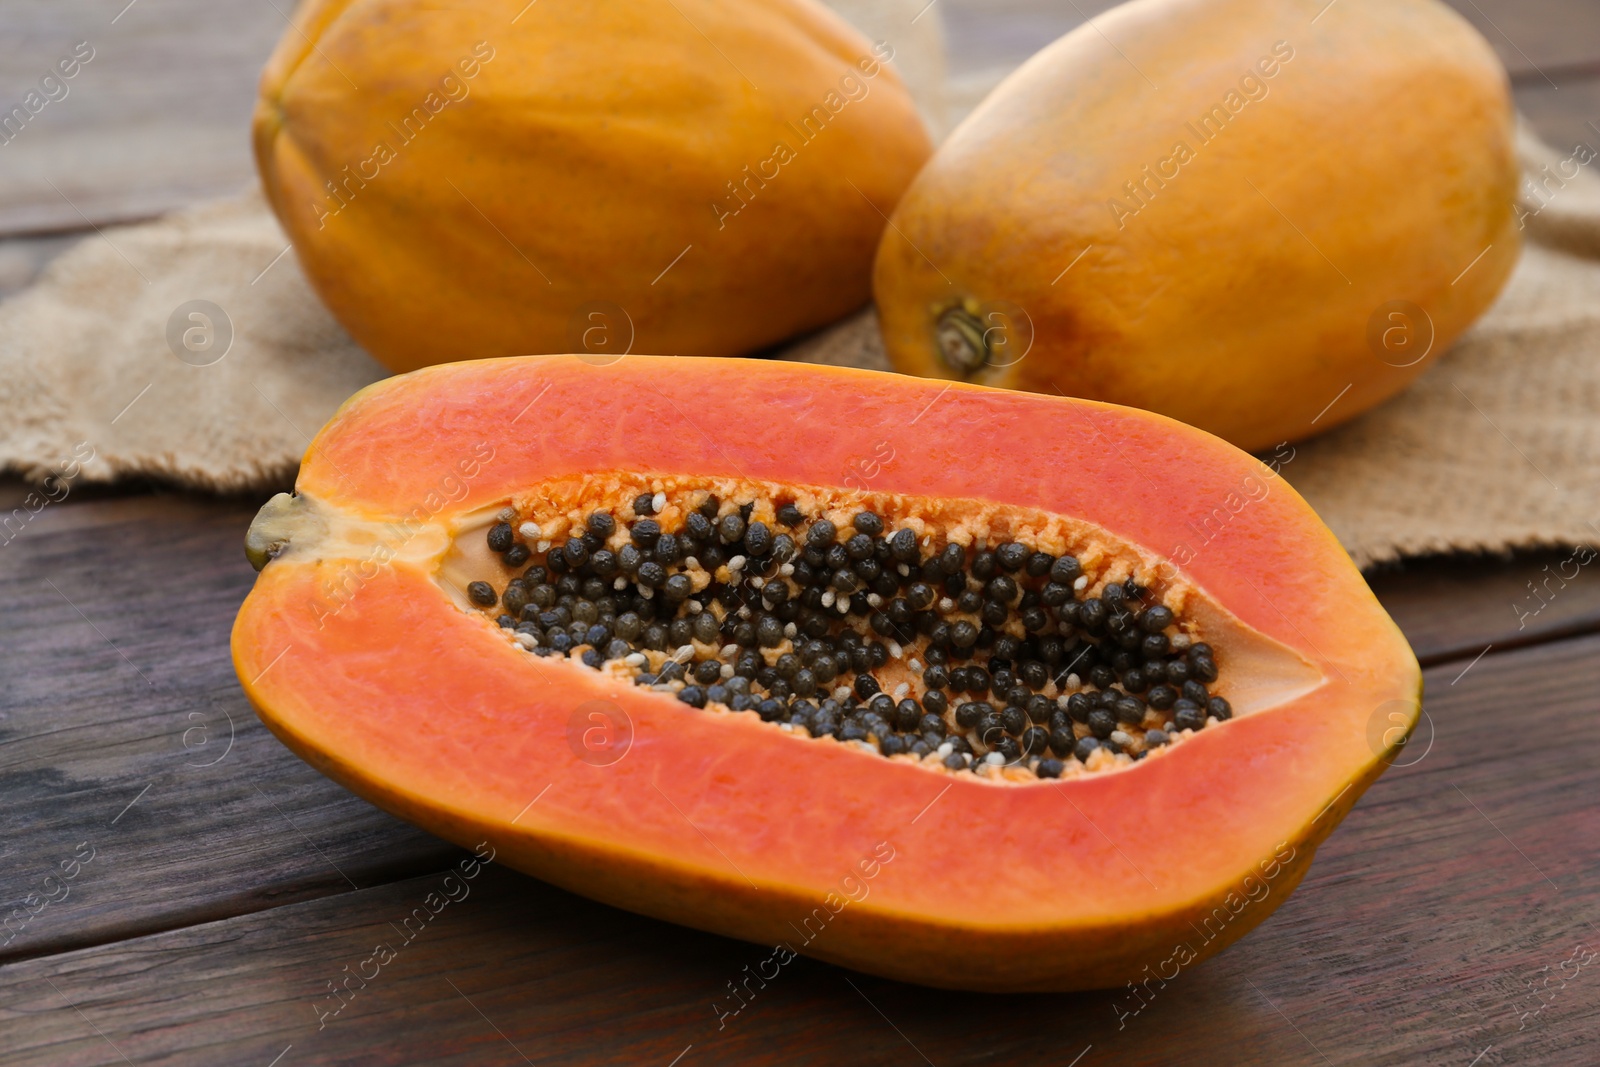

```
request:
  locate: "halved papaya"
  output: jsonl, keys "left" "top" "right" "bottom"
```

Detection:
{"left": 231, "top": 356, "right": 1419, "bottom": 992}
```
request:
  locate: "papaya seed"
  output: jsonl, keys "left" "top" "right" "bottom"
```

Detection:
{"left": 466, "top": 484, "right": 1228, "bottom": 782}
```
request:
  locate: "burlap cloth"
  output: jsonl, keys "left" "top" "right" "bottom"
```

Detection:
{"left": 0, "top": 18, "right": 1593, "bottom": 570}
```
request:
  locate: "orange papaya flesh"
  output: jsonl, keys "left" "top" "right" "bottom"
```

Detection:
{"left": 231, "top": 356, "right": 1420, "bottom": 991}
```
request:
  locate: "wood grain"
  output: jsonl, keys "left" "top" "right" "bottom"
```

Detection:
{"left": 0, "top": 0, "right": 279, "bottom": 234}
{"left": 1366, "top": 549, "right": 1600, "bottom": 667}
{"left": 0, "top": 493, "right": 458, "bottom": 966}
{"left": 1, "top": 630, "right": 1595, "bottom": 1066}
{"left": 1440, "top": 0, "right": 1600, "bottom": 84}
{"left": 1511, "top": 78, "right": 1600, "bottom": 157}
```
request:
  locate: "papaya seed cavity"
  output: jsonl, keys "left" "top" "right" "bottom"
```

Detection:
{"left": 442, "top": 474, "right": 1320, "bottom": 784}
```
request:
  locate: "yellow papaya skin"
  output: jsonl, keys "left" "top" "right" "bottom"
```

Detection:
{"left": 873, "top": 0, "right": 1520, "bottom": 451}
{"left": 255, "top": 0, "right": 933, "bottom": 372}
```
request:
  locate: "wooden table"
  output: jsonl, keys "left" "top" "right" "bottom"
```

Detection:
{"left": 2, "top": 3, "right": 1598, "bottom": 1064}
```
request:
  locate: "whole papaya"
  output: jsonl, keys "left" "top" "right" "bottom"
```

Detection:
{"left": 873, "top": 0, "right": 1519, "bottom": 451}
{"left": 255, "top": 0, "right": 933, "bottom": 372}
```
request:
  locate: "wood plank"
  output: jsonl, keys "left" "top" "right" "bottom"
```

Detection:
{"left": 941, "top": 0, "right": 1119, "bottom": 77}
{"left": 1368, "top": 548, "right": 1600, "bottom": 666}
{"left": 1511, "top": 77, "right": 1600, "bottom": 158}
{"left": 0, "top": 0, "right": 280, "bottom": 234}
{"left": 0, "top": 493, "right": 459, "bottom": 965}
{"left": 1440, "top": 0, "right": 1600, "bottom": 85}
{"left": 2, "top": 629, "right": 1596, "bottom": 1066}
